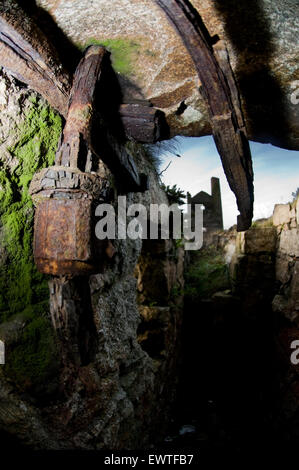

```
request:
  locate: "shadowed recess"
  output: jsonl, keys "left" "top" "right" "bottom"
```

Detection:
{"left": 214, "top": 0, "right": 291, "bottom": 149}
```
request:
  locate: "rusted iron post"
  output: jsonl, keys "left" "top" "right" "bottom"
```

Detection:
{"left": 29, "top": 46, "right": 109, "bottom": 276}
{"left": 155, "top": 0, "right": 254, "bottom": 231}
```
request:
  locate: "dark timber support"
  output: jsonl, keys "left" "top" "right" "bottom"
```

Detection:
{"left": 55, "top": 46, "right": 108, "bottom": 170}
{"left": 0, "top": 0, "right": 70, "bottom": 115}
{"left": 119, "top": 104, "right": 167, "bottom": 143}
{"left": 155, "top": 0, "right": 254, "bottom": 231}
{"left": 54, "top": 45, "right": 147, "bottom": 191}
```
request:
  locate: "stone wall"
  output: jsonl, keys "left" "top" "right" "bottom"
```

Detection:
{"left": 271, "top": 200, "right": 299, "bottom": 443}
{"left": 272, "top": 201, "right": 299, "bottom": 323}
{"left": 0, "top": 69, "right": 184, "bottom": 449}
{"left": 224, "top": 199, "right": 299, "bottom": 445}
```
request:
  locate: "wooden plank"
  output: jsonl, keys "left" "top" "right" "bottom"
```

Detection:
{"left": 213, "top": 40, "right": 245, "bottom": 130}
{"left": 155, "top": 0, "right": 254, "bottom": 231}
{"left": 119, "top": 104, "right": 167, "bottom": 143}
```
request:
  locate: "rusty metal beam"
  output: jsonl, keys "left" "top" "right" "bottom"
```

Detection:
{"left": 155, "top": 0, "right": 254, "bottom": 231}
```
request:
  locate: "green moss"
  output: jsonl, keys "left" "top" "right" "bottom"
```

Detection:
{"left": 184, "top": 246, "right": 230, "bottom": 301}
{"left": 0, "top": 97, "right": 62, "bottom": 321}
{"left": 77, "top": 37, "right": 140, "bottom": 76}
{"left": 3, "top": 302, "right": 59, "bottom": 394}
{"left": 251, "top": 217, "right": 273, "bottom": 228}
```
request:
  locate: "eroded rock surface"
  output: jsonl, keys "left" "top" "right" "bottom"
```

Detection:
{"left": 34, "top": 0, "right": 299, "bottom": 149}
{"left": 0, "top": 69, "right": 184, "bottom": 449}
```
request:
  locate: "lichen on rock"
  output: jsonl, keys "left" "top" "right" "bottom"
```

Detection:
{"left": 0, "top": 74, "right": 62, "bottom": 321}
{"left": 0, "top": 70, "right": 61, "bottom": 393}
{"left": 76, "top": 38, "right": 141, "bottom": 77}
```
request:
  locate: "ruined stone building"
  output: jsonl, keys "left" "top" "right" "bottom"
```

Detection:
{"left": 188, "top": 177, "right": 223, "bottom": 244}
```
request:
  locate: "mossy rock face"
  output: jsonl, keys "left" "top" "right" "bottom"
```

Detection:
{"left": 0, "top": 73, "right": 62, "bottom": 395}
{"left": 1, "top": 303, "right": 60, "bottom": 397}
{"left": 77, "top": 38, "right": 140, "bottom": 76}
{"left": 0, "top": 95, "right": 62, "bottom": 321}
{"left": 184, "top": 245, "right": 230, "bottom": 301}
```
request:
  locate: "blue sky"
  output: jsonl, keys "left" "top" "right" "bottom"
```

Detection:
{"left": 159, "top": 136, "right": 299, "bottom": 229}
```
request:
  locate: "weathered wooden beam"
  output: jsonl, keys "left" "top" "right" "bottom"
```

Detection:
{"left": 54, "top": 45, "right": 146, "bottom": 192}
{"left": 30, "top": 46, "right": 112, "bottom": 276}
{"left": 29, "top": 46, "right": 149, "bottom": 276}
{"left": 55, "top": 45, "right": 107, "bottom": 170}
{"left": 119, "top": 103, "right": 167, "bottom": 143}
{"left": 213, "top": 40, "right": 245, "bottom": 131}
{"left": 0, "top": 0, "right": 70, "bottom": 116}
{"left": 155, "top": 0, "right": 254, "bottom": 231}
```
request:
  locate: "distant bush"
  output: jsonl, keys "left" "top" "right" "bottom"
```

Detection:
{"left": 292, "top": 187, "right": 299, "bottom": 201}
{"left": 160, "top": 184, "right": 186, "bottom": 206}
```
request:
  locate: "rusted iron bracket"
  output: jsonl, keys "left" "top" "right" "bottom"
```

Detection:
{"left": 155, "top": 0, "right": 254, "bottom": 231}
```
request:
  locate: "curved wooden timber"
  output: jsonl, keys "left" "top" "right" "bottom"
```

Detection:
{"left": 155, "top": 0, "right": 254, "bottom": 231}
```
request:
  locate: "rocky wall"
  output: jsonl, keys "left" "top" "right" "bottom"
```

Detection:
{"left": 0, "top": 69, "right": 184, "bottom": 450}
{"left": 221, "top": 200, "right": 299, "bottom": 445}
{"left": 270, "top": 200, "right": 299, "bottom": 443}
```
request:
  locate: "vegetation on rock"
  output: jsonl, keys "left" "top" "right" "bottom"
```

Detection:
{"left": 2, "top": 302, "right": 59, "bottom": 395}
{"left": 160, "top": 183, "right": 186, "bottom": 206}
{"left": 0, "top": 97, "right": 62, "bottom": 321}
{"left": 184, "top": 245, "right": 230, "bottom": 301}
{"left": 77, "top": 38, "right": 140, "bottom": 76}
{"left": 0, "top": 95, "right": 61, "bottom": 392}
